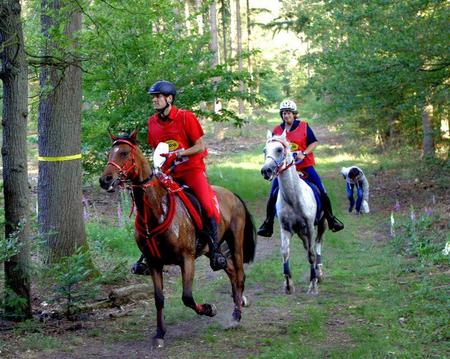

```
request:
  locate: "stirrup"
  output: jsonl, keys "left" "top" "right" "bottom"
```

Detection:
{"left": 330, "top": 217, "right": 344, "bottom": 232}
{"left": 210, "top": 252, "right": 227, "bottom": 271}
{"left": 257, "top": 220, "right": 273, "bottom": 237}
{"left": 131, "top": 261, "right": 150, "bottom": 275}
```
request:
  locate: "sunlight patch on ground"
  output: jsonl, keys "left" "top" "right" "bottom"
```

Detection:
{"left": 316, "top": 151, "right": 379, "bottom": 166}
{"left": 215, "top": 158, "right": 263, "bottom": 171}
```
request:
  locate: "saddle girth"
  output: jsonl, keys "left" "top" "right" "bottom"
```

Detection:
{"left": 134, "top": 173, "right": 204, "bottom": 259}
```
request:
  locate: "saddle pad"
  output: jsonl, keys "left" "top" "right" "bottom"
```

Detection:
{"left": 304, "top": 180, "right": 322, "bottom": 223}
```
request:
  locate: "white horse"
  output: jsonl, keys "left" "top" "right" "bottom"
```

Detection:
{"left": 260, "top": 131, "right": 327, "bottom": 295}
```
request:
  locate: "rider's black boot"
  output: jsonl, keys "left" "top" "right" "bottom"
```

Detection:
{"left": 131, "top": 255, "right": 151, "bottom": 275}
{"left": 257, "top": 193, "right": 277, "bottom": 237}
{"left": 205, "top": 218, "right": 227, "bottom": 271}
{"left": 321, "top": 192, "right": 344, "bottom": 232}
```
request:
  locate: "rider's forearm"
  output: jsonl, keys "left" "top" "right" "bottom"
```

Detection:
{"left": 303, "top": 141, "right": 318, "bottom": 155}
{"left": 178, "top": 137, "right": 205, "bottom": 157}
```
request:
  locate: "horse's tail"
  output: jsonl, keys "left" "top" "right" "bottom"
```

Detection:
{"left": 235, "top": 194, "right": 256, "bottom": 263}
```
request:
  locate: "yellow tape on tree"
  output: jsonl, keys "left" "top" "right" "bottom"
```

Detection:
{"left": 37, "top": 154, "right": 82, "bottom": 162}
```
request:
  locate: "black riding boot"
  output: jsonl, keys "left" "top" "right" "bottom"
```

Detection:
{"left": 205, "top": 218, "right": 227, "bottom": 271}
{"left": 321, "top": 192, "right": 344, "bottom": 232}
{"left": 257, "top": 193, "right": 277, "bottom": 237}
{"left": 131, "top": 254, "right": 150, "bottom": 275}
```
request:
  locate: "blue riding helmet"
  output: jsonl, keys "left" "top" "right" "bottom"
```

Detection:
{"left": 148, "top": 80, "right": 176, "bottom": 101}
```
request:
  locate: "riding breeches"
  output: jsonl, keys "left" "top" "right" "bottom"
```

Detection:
{"left": 270, "top": 166, "right": 326, "bottom": 197}
{"left": 174, "top": 169, "right": 220, "bottom": 223}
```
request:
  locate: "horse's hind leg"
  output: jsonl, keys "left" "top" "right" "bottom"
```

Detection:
{"left": 315, "top": 218, "right": 327, "bottom": 282}
{"left": 181, "top": 257, "right": 217, "bottom": 317}
{"left": 223, "top": 252, "right": 246, "bottom": 328}
{"left": 280, "top": 228, "right": 294, "bottom": 294}
{"left": 149, "top": 266, "right": 166, "bottom": 348}
{"left": 303, "top": 224, "right": 319, "bottom": 295}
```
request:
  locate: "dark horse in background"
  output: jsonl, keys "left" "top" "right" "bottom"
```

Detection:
{"left": 99, "top": 130, "right": 256, "bottom": 348}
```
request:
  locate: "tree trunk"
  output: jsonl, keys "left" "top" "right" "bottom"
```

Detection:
{"left": 235, "top": 0, "right": 244, "bottom": 114}
{"left": 209, "top": 1, "right": 219, "bottom": 68}
{"left": 246, "top": 0, "right": 254, "bottom": 108}
{"left": 0, "top": 0, "right": 32, "bottom": 319}
{"left": 421, "top": 101, "right": 435, "bottom": 158}
{"left": 38, "top": 0, "right": 87, "bottom": 262}
{"left": 220, "top": 0, "right": 229, "bottom": 66}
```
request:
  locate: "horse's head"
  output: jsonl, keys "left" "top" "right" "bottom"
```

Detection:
{"left": 99, "top": 129, "right": 151, "bottom": 192}
{"left": 261, "top": 130, "right": 293, "bottom": 181}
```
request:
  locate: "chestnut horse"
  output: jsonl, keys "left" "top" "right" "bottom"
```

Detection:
{"left": 99, "top": 130, "right": 256, "bottom": 348}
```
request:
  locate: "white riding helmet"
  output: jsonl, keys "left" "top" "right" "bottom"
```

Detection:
{"left": 279, "top": 100, "right": 297, "bottom": 116}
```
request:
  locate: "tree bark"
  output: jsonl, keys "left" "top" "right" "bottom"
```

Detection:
{"left": 421, "top": 101, "right": 435, "bottom": 158}
{"left": 38, "top": 0, "right": 87, "bottom": 262}
{"left": 235, "top": 0, "right": 244, "bottom": 114}
{"left": 0, "top": 0, "right": 32, "bottom": 319}
{"left": 220, "top": 0, "right": 229, "bottom": 66}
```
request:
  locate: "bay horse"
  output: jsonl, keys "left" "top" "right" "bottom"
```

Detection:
{"left": 260, "top": 131, "right": 326, "bottom": 295}
{"left": 99, "top": 130, "right": 256, "bottom": 348}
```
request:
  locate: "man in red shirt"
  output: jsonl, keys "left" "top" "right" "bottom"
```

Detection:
{"left": 146, "top": 80, "right": 227, "bottom": 271}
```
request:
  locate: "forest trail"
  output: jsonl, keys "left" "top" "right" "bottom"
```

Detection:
{"left": 5, "top": 123, "right": 444, "bottom": 359}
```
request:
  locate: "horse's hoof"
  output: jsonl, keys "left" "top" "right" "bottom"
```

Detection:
{"left": 284, "top": 277, "right": 294, "bottom": 294}
{"left": 226, "top": 319, "right": 241, "bottom": 330}
{"left": 284, "top": 284, "right": 294, "bottom": 295}
{"left": 152, "top": 338, "right": 164, "bottom": 348}
{"left": 241, "top": 295, "right": 250, "bottom": 307}
{"left": 202, "top": 303, "right": 217, "bottom": 317}
{"left": 307, "top": 279, "right": 319, "bottom": 296}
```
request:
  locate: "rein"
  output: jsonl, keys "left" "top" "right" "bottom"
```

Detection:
{"left": 107, "top": 139, "right": 203, "bottom": 260}
{"left": 265, "top": 138, "right": 295, "bottom": 177}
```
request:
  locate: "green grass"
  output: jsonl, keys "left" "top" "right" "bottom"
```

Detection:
{"left": 3, "top": 125, "right": 447, "bottom": 358}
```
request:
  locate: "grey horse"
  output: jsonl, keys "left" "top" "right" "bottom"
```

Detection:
{"left": 261, "top": 131, "right": 327, "bottom": 295}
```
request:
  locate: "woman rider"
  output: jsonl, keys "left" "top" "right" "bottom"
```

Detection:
{"left": 257, "top": 100, "right": 344, "bottom": 236}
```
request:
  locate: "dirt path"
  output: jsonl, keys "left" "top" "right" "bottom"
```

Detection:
{"left": 3, "top": 123, "right": 445, "bottom": 358}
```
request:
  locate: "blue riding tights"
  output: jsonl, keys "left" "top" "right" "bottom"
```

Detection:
{"left": 270, "top": 166, "right": 326, "bottom": 197}
{"left": 346, "top": 183, "right": 363, "bottom": 212}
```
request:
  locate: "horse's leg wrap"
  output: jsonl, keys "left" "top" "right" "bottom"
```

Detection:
{"left": 310, "top": 264, "right": 317, "bottom": 281}
{"left": 232, "top": 308, "right": 242, "bottom": 322}
{"left": 283, "top": 260, "right": 292, "bottom": 278}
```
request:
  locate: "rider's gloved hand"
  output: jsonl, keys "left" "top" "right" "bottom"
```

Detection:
{"left": 161, "top": 151, "right": 182, "bottom": 173}
{"left": 161, "top": 151, "right": 178, "bottom": 165}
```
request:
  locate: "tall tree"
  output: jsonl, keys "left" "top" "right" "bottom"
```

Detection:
{"left": 38, "top": 0, "right": 87, "bottom": 262}
{"left": 235, "top": 0, "right": 244, "bottom": 113}
{"left": 0, "top": 0, "right": 32, "bottom": 319}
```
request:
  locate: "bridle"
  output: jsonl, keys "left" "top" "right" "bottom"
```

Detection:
{"left": 264, "top": 138, "right": 295, "bottom": 176}
{"left": 107, "top": 139, "right": 154, "bottom": 186}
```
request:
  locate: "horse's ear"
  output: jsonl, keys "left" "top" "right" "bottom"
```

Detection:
{"left": 266, "top": 130, "right": 272, "bottom": 140}
{"left": 130, "top": 127, "right": 139, "bottom": 140}
{"left": 108, "top": 128, "right": 118, "bottom": 142}
{"left": 280, "top": 129, "right": 287, "bottom": 141}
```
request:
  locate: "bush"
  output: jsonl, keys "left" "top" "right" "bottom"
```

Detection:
{"left": 391, "top": 208, "right": 449, "bottom": 265}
